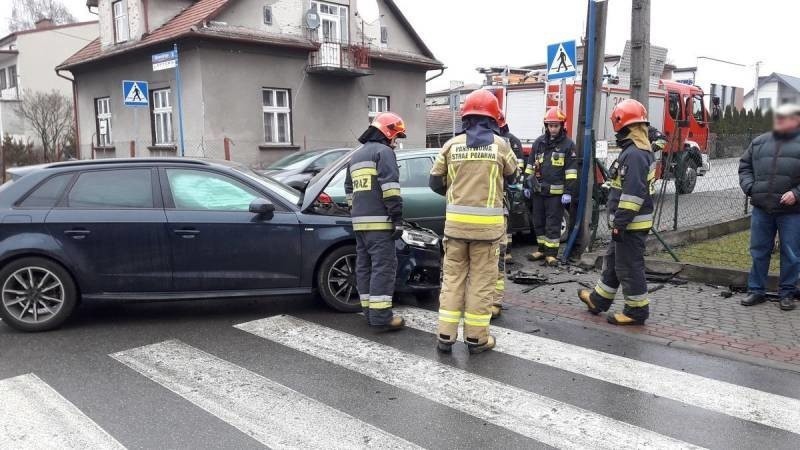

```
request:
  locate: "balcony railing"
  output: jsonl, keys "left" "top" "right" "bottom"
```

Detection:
{"left": 306, "top": 32, "right": 372, "bottom": 77}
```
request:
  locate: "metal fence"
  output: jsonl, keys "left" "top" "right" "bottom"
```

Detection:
{"left": 591, "top": 133, "right": 755, "bottom": 269}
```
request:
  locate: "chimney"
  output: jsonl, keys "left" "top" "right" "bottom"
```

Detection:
{"left": 34, "top": 18, "right": 54, "bottom": 29}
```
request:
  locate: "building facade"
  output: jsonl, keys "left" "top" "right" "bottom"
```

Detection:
{"left": 0, "top": 20, "right": 98, "bottom": 142}
{"left": 743, "top": 73, "right": 800, "bottom": 112}
{"left": 60, "top": 0, "right": 442, "bottom": 164}
{"left": 670, "top": 57, "right": 750, "bottom": 115}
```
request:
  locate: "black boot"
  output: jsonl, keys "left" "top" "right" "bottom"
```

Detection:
{"left": 608, "top": 304, "right": 649, "bottom": 326}
{"left": 437, "top": 334, "right": 455, "bottom": 353}
{"left": 466, "top": 335, "right": 496, "bottom": 354}
{"left": 741, "top": 293, "right": 767, "bottom": 306}
{"left": 779, "top": 297, "right": 796, "bottom": 311}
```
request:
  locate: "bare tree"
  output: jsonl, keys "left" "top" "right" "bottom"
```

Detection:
{"left": 16, "top": 89, "right": 74, "bottom": 162}
{"left": 8, "top": 0, "right": 76, "bottom": 32}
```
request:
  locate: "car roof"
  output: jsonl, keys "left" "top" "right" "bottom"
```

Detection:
{"left": 396, "top": 148, "right": 438, "bottom": 158}
{"left": 6, "top": 158, "right": 231, "bottom": 178}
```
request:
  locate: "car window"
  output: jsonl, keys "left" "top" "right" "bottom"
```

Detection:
{"left": 67, "top": 169, "right": 153, "bottom": 208}
{"left": 325, "top": 167, "right": 347, "bottom": 199}
{"left": 167, "top": 169, "right": 260, "bottom": 211}
{"left": 314, "top": 151, "right": 346, "bottom": 168}
{"left": 266, "top": 150, "right": 324, "bottom": 170}
{"left": 19, "top": 174, "right": 72, "bottom": 208}
{"left": 398, "top": 157, "right": 433, "bottom": 188}
{"left": 692, "top": 94, "right": 705, "bottom": 122}
{"left": 234, "top": 167, "right": 300, "bottom": 206}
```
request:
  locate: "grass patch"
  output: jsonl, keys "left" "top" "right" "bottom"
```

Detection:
{"left": 662, "top": 230, "right": 780, "bottom": 273}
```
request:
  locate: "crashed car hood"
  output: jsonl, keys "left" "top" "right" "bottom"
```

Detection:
{"left": 301, "top": 147, "right": 358, "bottom": 212}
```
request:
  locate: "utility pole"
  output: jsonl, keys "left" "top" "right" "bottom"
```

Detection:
{"left": 563, "top": 0, "right": 608, "bottom": 262}
{"left": 630, "top": 0, "right": 650, "bottom": 105}
{"left": 753, "top": 61, "right": 762, "bottom": 111}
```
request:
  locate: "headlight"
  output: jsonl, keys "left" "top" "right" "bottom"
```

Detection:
{"left": 401, "top": 229, "right": 439, "bottom": 247}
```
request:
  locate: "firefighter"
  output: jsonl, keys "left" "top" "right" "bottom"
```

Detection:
{"left": 578, "top": 99, "right": 656, "bottom": 325}
{"left": 491, "top": 114, "right": 524, "bottom": 319}
{"left": 525, "top": 107, "right": 578, "bottom": 266}
{"left": 429, "top": 90, "right": 518, "bottom": 353}
{"left": 344, "top": 112, "right": 406, "bottom": 331}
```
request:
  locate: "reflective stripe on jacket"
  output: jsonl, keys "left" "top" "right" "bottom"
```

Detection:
{"left": 345, "top": 142, "right": 403, "bottom": 232}
{"left": 525, "top": 132, "right": 578, "bottom": 196}
{"left": 607, "top": 130, "right": 656, "bottom": 232}
{"left": 431, "top": 133, "right": 518, "bottom": 241}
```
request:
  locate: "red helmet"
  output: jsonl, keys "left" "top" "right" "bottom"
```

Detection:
{"left": 497, "top": 112, "right": 507, "bottom": 128}
{"left": 371, "top": 112, "right": 407, "bottom": 140}
{"left": 461, "top": 89, "right": 502, "bottom": 122}
{"left": 543, "top": 107, "right": 566, "bottom": 124}
{"left": 610, "top": 99, "right": 649, "bottom": 132}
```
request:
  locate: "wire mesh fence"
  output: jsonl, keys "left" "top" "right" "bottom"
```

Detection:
{"left": 590, "top": 133, "right": 755, "bottom": 269}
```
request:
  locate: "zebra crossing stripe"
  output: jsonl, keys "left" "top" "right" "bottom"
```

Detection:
{"left": 236, "top": 315, "right": 704, "bottom": 450}
{"left": 397, "top": 306, "right": 800, "bottom": 436}
{"left": 111, "top": 339, "right": 421, "bottom": 450}
{"left": 0, "top": 373, "right": 125, "bottom": 449}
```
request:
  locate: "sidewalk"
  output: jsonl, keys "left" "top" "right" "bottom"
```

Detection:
{"left": 503, "top": 245, "right": 800, "bottom": 371}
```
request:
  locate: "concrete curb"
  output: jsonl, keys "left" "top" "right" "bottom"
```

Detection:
{"left": 644, "top": 216, "right": 751, "bottom": 255}
{"left": 508, "top": 305, "right": 800, "bottom": 375}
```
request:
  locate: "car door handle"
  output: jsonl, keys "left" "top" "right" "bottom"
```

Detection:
{"left": 173, "top": 228, "right": 200, "bottom": 239}
{"left": 64, "top": 229, "right": 91, "bottom": 240}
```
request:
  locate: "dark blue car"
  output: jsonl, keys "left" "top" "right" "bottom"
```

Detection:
{"left": 0, "top": 158, "right": 441, "bottom": 332}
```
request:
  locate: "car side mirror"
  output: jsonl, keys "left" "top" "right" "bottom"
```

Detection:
{"left": 249, "top": 198, "right": 275, "bottom": 216}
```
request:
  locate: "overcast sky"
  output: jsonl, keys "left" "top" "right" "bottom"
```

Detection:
{"left": 2, "top": 0, "right": 796, "bottom": 92}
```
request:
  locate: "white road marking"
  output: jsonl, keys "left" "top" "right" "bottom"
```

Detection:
{"left": 236, "top": 315, "right": 704, "bottom": 450}
{"left": 397, "top": 306, "right": 800, "bottom": 436}
{"left": 0, "top": 373, "right": 125, "bottom": 450}
{"left": 111, "top": 339, "right": 421, "bottom": 450}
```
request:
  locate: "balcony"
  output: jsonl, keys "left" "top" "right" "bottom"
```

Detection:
{"left": 306, "top": 33, "right": 372, "bottom": 77}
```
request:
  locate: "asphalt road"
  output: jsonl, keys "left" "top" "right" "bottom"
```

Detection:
{"left": 2, "top": 296, "right": 799, "bottom": 449}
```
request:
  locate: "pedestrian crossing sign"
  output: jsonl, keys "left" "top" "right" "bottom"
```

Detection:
{"left": 547, "top": 40, "right": 577, "bottom": 81}
{"left": 122, "top": 80, "right": 149, "bottom": 107}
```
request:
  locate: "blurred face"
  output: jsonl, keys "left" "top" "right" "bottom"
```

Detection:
{"left": 546, "top": 122, "right": 562, "bottom": 136}
{"left": 773, "top": 114, "right": 800, "bottom": 133}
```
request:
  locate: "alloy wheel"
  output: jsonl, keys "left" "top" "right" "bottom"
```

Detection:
{"left": 2, "top": 266, "right": 65, "bottom": 324}
{"left": 326, "top": 254, "right": 359, "bottom": 306}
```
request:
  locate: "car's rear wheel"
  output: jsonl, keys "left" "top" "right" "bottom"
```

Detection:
{"left": 317, "top": 245, "right": 362, "bottom": 313}
{"left": 560, "top": 208, "right": 572, "bottom": 243}
{"left": 0, "top": 257, "right": 78, "bottom": 332}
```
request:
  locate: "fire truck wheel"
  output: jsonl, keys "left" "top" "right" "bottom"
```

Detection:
{"left": 676, "top": 159, "right": 698, "bottom": 195}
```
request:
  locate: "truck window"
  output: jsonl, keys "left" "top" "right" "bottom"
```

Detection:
{"left": 692, "top": 95, "right": 705, "bottom": 123}
{"left": 668, "top": 92, "right": 681, "bottom": 120}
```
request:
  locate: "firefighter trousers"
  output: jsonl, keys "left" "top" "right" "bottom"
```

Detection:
{"left": 590, "top": 230, "right": 650, "bottom": 321}
{"left": 438, "top": 237, "right": 501, "bottom": 345}
{"left": 494, "top": 219, "right": 509, "bottom": 308}
{"left": 355, "top": 231, "right": 397, "bottom": 326}
{"left": 532, "top": 194, "right": 563, "bottom": 257}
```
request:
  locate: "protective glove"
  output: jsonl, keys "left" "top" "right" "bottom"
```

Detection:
{"left": 508, "top": 183, "right": 523, "bottom": 191}
{"left": 391, "top": 222, "right": 404, "bottom": 240}
{"left": 611, "top": 227, "right": 625, "bottom": 243}
{"left": 561, "top": 194, "right": 572, "bottom": 205}
{"left": 523, "top": 188, "right": 531, "bottom": 199}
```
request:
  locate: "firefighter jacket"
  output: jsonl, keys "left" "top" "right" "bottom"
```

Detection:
{"left": 607, "top": 124, "right": 657, "bottom": 232}
{"left": 344, "top": 142, "right": 403, "bottom": 232}
{"left": 507, "top": 131, "right": 525, "bottom": 173}
{"left": 430, "top": 133, "right": 518, "bottom": 241}
{"left": 525, "top": 131, "right": 578, "bottom": 196}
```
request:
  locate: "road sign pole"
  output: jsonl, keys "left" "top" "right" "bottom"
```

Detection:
{"left": 559, "top": 78, "right": 566, "bottom": 111}
{"left": 174, "top": 44, "right": 186, "bottom": 157}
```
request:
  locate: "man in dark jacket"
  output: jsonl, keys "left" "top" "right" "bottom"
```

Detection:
{"left": 738, "top": 103, "right": 800, "bottom": 311}
{"left": 345, "top": 112, "right": 407, "bottom": 329}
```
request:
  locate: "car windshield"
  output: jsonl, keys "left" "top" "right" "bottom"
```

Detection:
{"left": 234, "top": 167, "right": 302, "bottom": 205}
{"left": 266, "top": 150, "right": 325, "bottom": 170}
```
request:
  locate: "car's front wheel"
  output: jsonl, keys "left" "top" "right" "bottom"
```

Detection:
{"left": 0, "top": 257, "right": 78, "bottom": 332}
{"left": 317, "top": 245, "right": 362, "bottom": 313}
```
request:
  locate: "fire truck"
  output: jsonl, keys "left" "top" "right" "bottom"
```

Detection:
{"left": 488, "top": 79, "right": 711, "bottom": 194}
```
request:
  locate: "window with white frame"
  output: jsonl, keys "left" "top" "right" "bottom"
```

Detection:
{"left": 113, "top": 0, "right": 129, "bottom": 43}
{"left": 368, "top": 95, "right": 389, "bottom": 123}
{"left": 311, "top": 1, "right": 348, "bottom": 44}
{"left": 7, "top": 65, "right": 16, "bottom": 88}
{"left": 262, "top": 88, "right": 292, "bottom": 144}
{"left": 95, "top": 97, "right": 112, "bottom": 147}
{"left": 151, "top": 89, "right": 174, "bottom": 146}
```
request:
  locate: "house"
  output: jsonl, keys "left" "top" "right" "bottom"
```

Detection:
{"left": 744, "top": 72, "right": 800, "bottom": 112}
{"left": 424, "top": 81, "right": 479, "bottom": 147}
{"left": 0, "top": 19, "right": 98, "bottom": 142}
{"left": 58, "top": 0, "right": 442, "bottom": 164}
